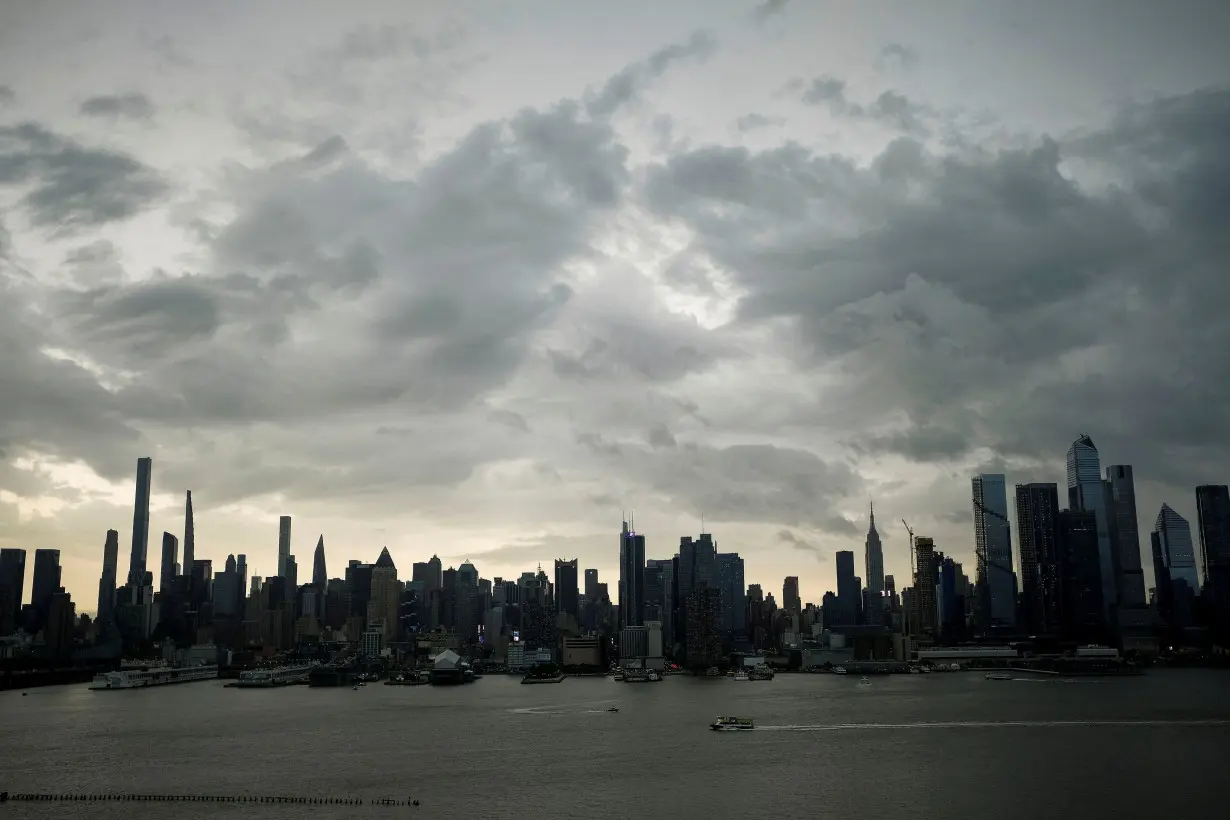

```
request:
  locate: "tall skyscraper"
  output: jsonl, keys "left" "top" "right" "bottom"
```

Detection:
{"left": 31, "top": 548, "right": 62, "bottom": 631}
{"left": 312, "top": 535, "right": 327, "bottom": 588}
{"left": 1015, "top": 483, "right": 1060, "bottom": 633}
{"left": 0, "top": 548, "right": 26, "bottom": 635}
{"left": 1154, "top": 504, "right": 1199, "bottom": 592}
{"left": 972, "top": 473, "right": 1015, "bottom": 628}
{"left": 715, "top": 553, "right": 745, "bottom": 635}
{"left": 128, "top": 457, "right": 152, "bottom": 587}
{"left": 367, "top": 547, "right": 401, "bottom": 641}
{"left": 864, "top": 502, "right": 884, "bottom": 623}
{"left": 782, "top": 576, "right": 801, "bottom": 614}
{"left": 96, "top": 529, "right": 120, "bottom": 626}
{"left": 554, "top": 558, "right": 579, "bottom": 620}
{"left": 619, "top": 520, "right": 645, "bottom": 629}
{"left": 159, "top": 532, "right": 179, "bottom": 594}
{"left": 1066, "top": 435, "right": 1116, "bottom": 620}
{"left": 1196, "top": 485, "right": 1230, "bottom": 639}
{"left": 835, "top": 551, "right": 858, "bottom": 626}
{"left": 584, "top": 568, "right": 598, "bottom": 600}
{"left": 912, "top": 538, "right": 938, "bottom": 637}
{"left": 1058, "top": 510, "right": 1105, "bottom": 641}
{"left": 236, "top": 554, "right": 248, "bottom": 610}
{"left": 277, "top": 516, "right": 292, "bottom": 578}
{"left": 182, "top": 491, "right": 194, "bottom": 581}
{"left": 1105, "top": 465, "right": 1147, "bottom": 607}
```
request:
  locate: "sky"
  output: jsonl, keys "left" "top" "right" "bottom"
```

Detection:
{"left": 2, "top": 0, "right": 1229, "bottom": 614}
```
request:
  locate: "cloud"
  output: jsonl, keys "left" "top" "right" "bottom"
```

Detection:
{"left": 586, "top": 30, "right": 715, "bottom": 119}
{"left": 877, "top": 43, "right": 920, "bottom": 72}
{"left": 751, "top": 0, "right": 792, "bottom": 22}
{"left": 79, "top": 92, "right": 155, "bottom": 120}
{"left": 0, "top": 122, "right": 168, "bottom": 230}
{"left": 734, "top": 113, "right": 785, "bottom": 132}
{"left": 0, "top": 85, "right": 14, "bottom": 106}
{"left": 797, "top": 75, "right": 932, "bottom": 136}
{"left": 776, "top": 529, "right": 827, "bottom": 563}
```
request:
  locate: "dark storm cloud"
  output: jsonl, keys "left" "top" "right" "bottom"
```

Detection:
{"left": 0, "top": 122, "right": 167, "bottom": 230}
{"left": 586, "top": 30, "right": 714, "bottom": 119}
{"left": 642, "top": 85, "right": 1230, "bottom": 488}
{"left": 79, "top": 92, "right": 155, "bottom": 120}
{"left": 751, "top": 0, "right": 792, "bottom": 22}
{"left": 776, "top": 529, "right": 827, "bottom": 562}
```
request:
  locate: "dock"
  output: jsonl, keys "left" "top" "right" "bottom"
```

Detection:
{"left": 0, "top": 791, "right": 421, "bottom": 806}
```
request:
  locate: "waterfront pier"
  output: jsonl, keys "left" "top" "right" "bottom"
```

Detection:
{"left": 0, "top": 791, "right": 420, "bottom": 807}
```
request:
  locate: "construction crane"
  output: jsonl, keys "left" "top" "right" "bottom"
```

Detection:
{"left": 901, "top": 519, "right": 915, "bottom": 579}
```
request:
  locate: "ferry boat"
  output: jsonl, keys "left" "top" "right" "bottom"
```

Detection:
{"left": 89, "top": 664, "right": 218, "bottom": 690}
{"left": 710, "top": 716, "right": 755, "bottom": 731}
{"left": 234, "top": 663, "right": 316, "bottom": 688}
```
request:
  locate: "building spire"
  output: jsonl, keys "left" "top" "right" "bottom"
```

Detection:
{"left": 868, "top": 499, "right": 877, "bottom": 533}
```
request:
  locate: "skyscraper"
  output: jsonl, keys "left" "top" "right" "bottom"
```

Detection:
{"left": 716, "top": 553, "right": 745, "bottom": 635}
{"left": 160, "top": 532, "right": 179, "bottom": 594}
{"left": 1105, "top": 465, "right": 1147, "bottom": 607}
{"left": 97, "top": 529, "right": 119, "bottom": 627}
{"left": 312, "top": 535, "right": 328, "bottom": 588}
{"left": 128, "top": 457, "right": 152, "bottom": 587}
{"left": 1058, "top": 510, "right": 1105, "bottom": 641}
{"left": 584, "top": 568, "right": 598, "bottom": 600}
{"left": 1066, "top": 435, "right": 1116, "bottom": 620}
{"left": 1196, "top": 485, "right": 1230, "bottom": 640}
{"left": 912, "top": 538, "right": 937, "bottom": 637}
{"left": 1154, "top": 504, "right": 1199, "bottom": 592}
{"left": 782, "top": 576, "right": 801, "bottom": 614}
{"left": 1015, "top": 483, "right": 1060, "bottom": 633}
{"left": 554, "top": 558, "right": 579, "bottom": 621}
{"left": 619, "top": 520, "right": 645, "bottom": 629}
{"left": 0, "top": 548, "right": 26, "bottom": 635}
{"left": 972, "top": 473, "right": 1015, "bottom": 628}
{"left": 31, "top": 548, "right": 62, "bottom": 631}
{"left": 367, "top": 547, "right": 401, "bottom": 641}
{"left": 835, "top": 551, "right": 858, "bottom": 626}
{"left": 277, "top": 516, "right": 292, "bottom": 578}
{"left": 864, "top": 502, "right": 884, "bottom": 623}
{"left": 182, "top": 490, "right": 194, "bottom": 582}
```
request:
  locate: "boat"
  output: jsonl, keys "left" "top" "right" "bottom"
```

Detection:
{"left": 857, "top": 676, "right": 872, "bottom": 686}
{"left": 985, "top": 672, "right": 1013, "bottom": 681}
{"left": 89, "top": 664, "right": 218, "bottom": 690}
{"left": 833, "top": 667, "right": 848, "bottom": 675}
{"left": 234, "top": 663, "right": 316, "bottom": 688}
{"left": 646, "top": 670, "right": 662, "bottom": 682}
{"left": 710, "top": 716, "right": 755, "bottom": 731}
{"left": 909, "top": 666, "right": 921, "bottom": 674}
{"left": 607, "top": 706, "right": 619, "bottom": 712}
{"left": 733, "top": 670, "right": 750, "bottom": 681}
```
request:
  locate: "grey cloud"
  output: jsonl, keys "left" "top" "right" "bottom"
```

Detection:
{"left": 0, "top": 85, "right": 13, "bottom": 106}
{"left": 586, "top": 30, "right": 714, "bottom": 119}
{"left": 877, "top": 43, "right": 920, "bottom": 71}
{"left": 752, "top": 0, "right": 791, "bottom": 22}
{"left": 734, "top": 113, "right": 784, "bottom": 132}
{"left": 646, "top": 424, "right": 677, "bottom": 449}
{"left": 489, "top": 410, "right": 531, "bottom": 434}
{"left": 0, "top": 122, "right": 168, "bottom": 231}
{"left": 641, "top": 85, "right": 1230, "bottom": 492}
{"left": 776, "top": 529, "right": 827, "bottom": 563}
{"left": 79, "top": 92, "right": 155, "bottom": 120}
{"left": 798, "top": 76, "right": 932, "bottom": 136}
{"left": 940, "top": 509, "right": 973, "bottom": 525}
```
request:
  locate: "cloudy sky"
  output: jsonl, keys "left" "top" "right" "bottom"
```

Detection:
{"left": 2, "top": 0, "right": 1229, "bottom": 613}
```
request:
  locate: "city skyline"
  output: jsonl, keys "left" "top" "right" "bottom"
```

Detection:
{"left": 2, "top": 2, "right": 1230, "bottom": 611}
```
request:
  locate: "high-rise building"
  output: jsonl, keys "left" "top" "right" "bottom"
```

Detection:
{"left": 782, "top": 576, "right": 801, "bottom": 614}
{"left": 835, "top": 551, "right": 858, "bottom": 626}
{"left": 367, "top": 547, "right": 400, "bottom": 642}
{"left": 1105, "top": 465, "right": 1147, "bottom": 607}
{"left": 0, "top": 548, "right": 26, "bottom": 635}
{"left": 864, "top": 502, "right": 884, "bottom": 624}
{"left": 1154, "top": 504, "right": 1199, "bottom": 592}
{"left": 716, "top": 553, "right": 745, "bottom": 636}
{"left": 683, "top": 583, "right": 722, "bottom": 668}
{"left": 159, "top": 532, "right": 179, "bottom": 595}
{"left": 235, "top": 554, "right": 247, "bottom": 613}
{"left": 554, "top": 558, "right": 579, "bottom": 621}
{"left": 31, "top": 548, "right": 62, "bottom": 632}
{"left": 972, "top": 473, "right": 1015, "bottom": 628}
{"left": 644, "top": 559, "right": 674, "bottom": 645}
{"left": 619, "top": 520, "right": 645, "bottom": 629}
{"left": 1196, "top": 485, "right": 1230, "bottom": 640}
{"left": 1057, "top": 510, "right": 1104, "bottom": 641}
{"left": 97, "top": 529, "right": 120, "bottom": 627}
{"left": 584, "top": 568, "right": 598, "bottom": 600}
{"left": 1066, "top": 435, "right": 1116, "bottom": 620}
{"left": 312, "top": 535, "right": 327, "bottom": 588}
{"left": 1015, "top": 483, "right": 1060, "bottom": 633}
{"left": 912, "top": 538, "right": 938, "bottom": 638}
{"left": 277, "top": 516, "right": 292, "bottom": 579}
{"left": 45, "top": 587, "right": 75, "bottom": 659}
{"left": 182, "top": 490, "right": 194, "bottom": 584}
{"left": 128, "top": 457, "right": 152, "bottom": 587}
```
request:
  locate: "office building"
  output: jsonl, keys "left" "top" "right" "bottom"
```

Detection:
{"left": 1066, "top": 435, "right": 1116, "bottom": 620}
{"left": 128, "top": 457, "right": 152, "bottom": 587}
{"left": 160, "top": 532, "right": 179, "bottom": 595}
{"left": 97, "top": 529, "right": 120, "bottom": 628}
{"left": 0, "top": 548, "right": 26, "bottom": 635}
{"left": 554, "top": 558, "right": 579, "bottom": 621}
{"left": 1154, "top": 504, "right": 1199, "bottom": 592}
{"left": 1015, "top": 483, "right": 1060, "bottom": 633}
{"left": 182, "top": 490, "right": 194, "bottom": 586}
{"left": 972, "top": 473, "right": 1015, "bottom": 628}
{"left": 783, "top": 576, "right": 801, "bottom": 614}
{"left": 864, "top": 502, "right": 884, "bottom": 624}
{"left": 619, "top": 520, "right": 645, "bottom": 629}
{"left": 835, "top": 551, "right": 858, "bottom": 626}
{"left": 312, "top": 536, "right": 327, "bottom": 588}
{"left": 277, "top": 516, "right": 292, "bottom": 579}
{"left": 1105, "top": 466, "right": 1147, "bottom": 607}
{"left": 31, "top": 548, "right": 62, "bottom": 632}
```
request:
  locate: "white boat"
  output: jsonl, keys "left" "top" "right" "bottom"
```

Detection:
{"left": 857, "top": 676, "right": 872, "bottom": 686}
{"left": 733, "top": 670, "right": 751, "bottom": 681}
{"left": 89, "top": 664, "right": 218, "bottom": 690}
{"left": 646, "top": 671, "right": 662, "bottom": 682}
{"left": 833, "top": 667, "right": 848, "bottom": 675}
{"left": 985, "top": 672, "right": 1013, "bottom": 681}
{"left": 710, "top": 716, "right": 755, "bottom": 731}
{"left": 235, "top": 663, "right": 316, "bottom": 688}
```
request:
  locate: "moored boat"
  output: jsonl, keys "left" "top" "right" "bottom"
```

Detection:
{"left": 89, "top": 664, "right": 218, "bottom": 690}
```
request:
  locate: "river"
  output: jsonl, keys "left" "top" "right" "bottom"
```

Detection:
{"left": 2, "top": 669, "right": 1226, "bottom": 819}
